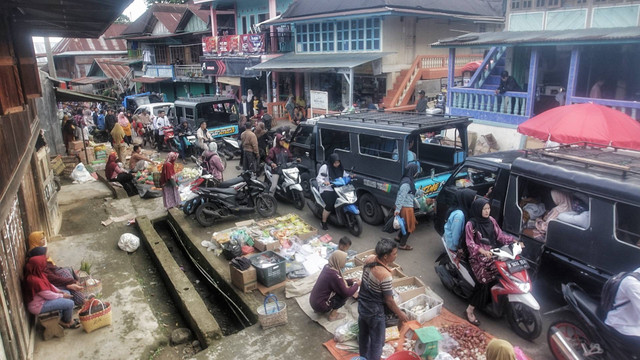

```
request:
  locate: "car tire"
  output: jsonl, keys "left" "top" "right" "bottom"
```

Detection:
{"left": 359, "top": 193, "right": 384, "bottom": 225}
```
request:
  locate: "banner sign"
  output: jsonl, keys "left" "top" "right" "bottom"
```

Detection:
{"left": 202, "top": 34, "right": 265, "bottom": 56}
{"left": 200, "top": 57, "right": 262, "bottom": 77}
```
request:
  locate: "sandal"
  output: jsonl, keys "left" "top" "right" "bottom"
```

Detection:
{"left": 463, "top": 311, "right": 480, "bottom": 326}
{"left": 61, "top": 319, "right": 81, "bottom": 329}
{"left": 398, "top": 245, "right": 413, "bottom": 251}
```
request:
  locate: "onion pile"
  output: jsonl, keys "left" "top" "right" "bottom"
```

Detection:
{"left": 439, "top": 324, "right": 489, "bottom": 360}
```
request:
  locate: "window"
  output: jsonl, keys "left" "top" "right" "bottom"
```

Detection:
{"left": 336, "top": 21, "right": 350, "bottom": 51}
{"left": 320, "top": 129, "right": 350, "bottom": 159}
{"left": 522, "top": 0, "right": 532, "bottom": 7}
{"left": 185, "top": 107, "right": 194, "bottom": 121}
{"left": 296, "top": 17, "right": 380, "bottom": 53}
{"left": 536, "top": 0, "right": 545, "bottom": 6}
{"left": 292, "top": 126, "right": 314, "bottom": 146}
{"left": 154, "top": 45, "right": 167, "bottom": 64}
{"left": 511, "top": 0, "right": 521, "bottom": 9}
{"left": 322, "top": 23, "right": 335, "bottom": 52}
{"left": 249, "top": 15, "right": 255, "bottom": 30}
{"left": 190, "top": 45, "right": 202, "bottom": 64}
{"left": 351, "top": 19, "right": 364, "bottom": 51}
{"left": 451, "top": 166, "right": 497, "bottom": 196}
{"left": 616, "top": 203, "right": 640, "bottom": 248}
{"left": 242, "top": 17, "right": 248, "bottom": 34}
{"left": 169, "top": 46, "right": 185, "bottom": 64}
{"left": 359, "top": 134, "right": 397, "bottom": 160}
{"left": 308, "top": 23, "right": 321, "bottom": 52}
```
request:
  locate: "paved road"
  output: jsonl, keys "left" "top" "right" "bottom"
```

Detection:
{"left": 220, "top": 159, "right": 562, "bottom": 359}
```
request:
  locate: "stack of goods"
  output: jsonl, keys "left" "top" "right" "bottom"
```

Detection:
{"left": 50, "top": 155, "right": 65, "bottom": 176}
{"left": 437, "top": 324, "right": 490, "bottom": 360}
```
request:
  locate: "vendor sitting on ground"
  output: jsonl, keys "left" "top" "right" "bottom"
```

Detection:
{"left": 28, "top": 246, "right": 85, "bottom": 307}
{"left": 105, "top": 152, "right": 137, "bottom": 196}
{"left": 129, "top": 145, "right": 155, "bottom": 172}
{"left": 24, "top": 254, "right": 80, "bottom": 329}
{"left": 309, "top": 250, "right": 360, "bottom": 321}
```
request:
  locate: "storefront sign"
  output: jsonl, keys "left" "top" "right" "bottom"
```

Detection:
{"left": 200, "top": 57, "right": 262, "bottom": 77}
{"left": 202, "top": 34, "right": 265, "bottom": 56}
{"left": 239, "top": 34, "right": 265, "bottom": 55}
{"left": 310, "top": 90, "right": 328, "bottom": 114}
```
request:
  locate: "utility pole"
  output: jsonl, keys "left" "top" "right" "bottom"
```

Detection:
{"left": 44, "top": 37, "right": 57, "bottom": 79}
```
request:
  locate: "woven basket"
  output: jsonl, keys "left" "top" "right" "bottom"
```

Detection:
{"left": 256, "top": 294, "right": 287, "bottom": 329}
{"left": 80, "top": 276, "right": 102, "bottom": 298}
{"left": 79, "top": 299, "right": 112, "bottom": 333}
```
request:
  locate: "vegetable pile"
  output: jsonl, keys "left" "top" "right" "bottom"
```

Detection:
{"left": 439, "top": 324, "right": 489, "bottom": 360}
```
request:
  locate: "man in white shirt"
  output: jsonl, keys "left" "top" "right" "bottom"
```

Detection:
{"left": 154, "top": 110, "right": 168, "bottom": 150}
{"left": 605, "top": 267, "right": 640, "bottom": 348}
{"left": 196, "top": 121, "right": 213, "bottom": 152}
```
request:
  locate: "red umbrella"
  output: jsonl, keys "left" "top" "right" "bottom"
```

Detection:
{"left": 517, "top": 103, "right": 640, "bottom": 150}
{"left": 461, "top": 61, "right": 482, "bottom": 73}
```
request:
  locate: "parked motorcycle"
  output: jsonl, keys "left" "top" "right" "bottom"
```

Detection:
{"left": 307, "top": 175, "right": 363, "bottom": 236}
{"left": 264, "top": 161, "right": 305, "bottom": 210}
{"left": 174, "top": 129, "right": 197, "bottom": 160}
{"left": 435, "top": 240, "right": 542, "bottom": 340}
{"left": 160, "top": 126, "right": 178, "bottom": 152}
{"left": 546, "top": 283, "right": 639, "bottom": 360}
{"left": 217, "top": 136, "right": 242, "bottom": 160}
{"left": 194, "top": 170, "right": 277, "bottom": 227}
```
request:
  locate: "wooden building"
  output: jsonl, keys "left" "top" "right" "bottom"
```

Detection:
{"left": 0, "top": 1, "right": 131, "bottom": 359}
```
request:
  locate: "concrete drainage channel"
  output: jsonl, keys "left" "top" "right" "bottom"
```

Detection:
{"left": 137, "top": 211, "right": 260, "bottom": 350}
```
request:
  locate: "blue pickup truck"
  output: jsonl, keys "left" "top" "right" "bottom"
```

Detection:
{"left": 288, "top": 111, "right": 471, "bottom": 225}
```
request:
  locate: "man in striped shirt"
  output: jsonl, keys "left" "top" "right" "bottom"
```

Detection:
{"left": 358, "top": 238, "right": 409, "bottom": 360}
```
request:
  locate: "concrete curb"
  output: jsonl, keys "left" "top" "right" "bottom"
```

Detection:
{"left": 95, "top": 170, "right": 128, "bottom": 199}
{"left": 167, "top": 208, "right": 260, "bottom": 323}
{"left": 136, "top": 215, "right": 224, "bottom": 346}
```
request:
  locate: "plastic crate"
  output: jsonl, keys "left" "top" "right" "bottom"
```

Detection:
{"left": 249, "top": 251, "right": 286, "bottom": 287}
{"left": 399, "top": 294, "right": 443, "bottom": 324}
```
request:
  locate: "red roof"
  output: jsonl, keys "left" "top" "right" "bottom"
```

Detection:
{"left": 53, "top": 23, "right": 127, "bottom": 54}
{"left": 153, "top": 11, "right": 184, "bottom": 34}
{"left": 94, "top": 58, "right": 131, "bottom": 79}
{"left": 188, "top": 4, "right": 210, "bottom": 24}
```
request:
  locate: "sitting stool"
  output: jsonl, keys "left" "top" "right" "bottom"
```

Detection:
{"left": 37, "top": 311, "right": 65, "bottom": 340}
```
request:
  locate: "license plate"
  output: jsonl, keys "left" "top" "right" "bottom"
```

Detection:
{"left": 506, "top": 259, "right": 530, "bottom": 273}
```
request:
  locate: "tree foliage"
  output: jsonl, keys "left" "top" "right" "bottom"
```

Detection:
{"left": 144, "top": 0, "right": 186, "bottom": 7}
{"left": 114, "top": 14, "right": 131, "bottom": 24}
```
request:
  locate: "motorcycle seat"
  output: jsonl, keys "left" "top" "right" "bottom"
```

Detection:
{"left": 201, "top": 187, "right": 237, "bottom": 195}
{"left": 219, "top": 177, "right": 243, "bottom": 188}
{"left": 573, "top": 285, "right": 607, "bottom": 328}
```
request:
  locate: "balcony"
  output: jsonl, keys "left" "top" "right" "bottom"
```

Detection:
{"left": 202, "top": 31, "right": 293, "bottom": 56}
{"left": 449, "top": 87, "right": 529, "bottom": 125}
{"left": 174, "top": 64, "right": 213, "bottom": 83}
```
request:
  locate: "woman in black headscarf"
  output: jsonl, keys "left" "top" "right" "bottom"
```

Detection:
{"left": 316, "top": 153, "right": 348, "bottom": 230}
{"left": 393, "top": 163, "right": 423, "bottom": 250}
{"left": 463, "top": 197, "right": 516, "bottom": 325}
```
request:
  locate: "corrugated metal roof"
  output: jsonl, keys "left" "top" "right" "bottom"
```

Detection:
{"left": 70, "top": 76, "right": 110, "bottom": 85}
{"left": 52, "top": 23, "right": 127, "bottom": 54}
{"left": 249, "top": 52, "right": 391, "bottom": 71}
{"left": 122, "top": 3, "right": 189, "bottom": 36}
{"left": 188, "top": 5, "right": 211, "bottom": 24}
{"left": 432, "top": 27, "right": 640, "bottom": 47}
{"left": 280, "top": 0, "right": 504, "bottom": 19}
{"left": 153, "top": 11, "right": 184, "bottom": 34}
{"left": 93, "top": 59, "right": 131, "bottom": 79}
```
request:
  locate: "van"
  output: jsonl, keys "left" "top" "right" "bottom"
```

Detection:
{"left": 288, "top": 111, "right": 471, "bottom": 225}
{"left": 134, "top": 102, "right": 175, "bottom": 119}
{"left": 434, "top": 143, "right": 640, "bottom": 294}
{"left": 173, "top": 96, "right": 239, "bottom": 138}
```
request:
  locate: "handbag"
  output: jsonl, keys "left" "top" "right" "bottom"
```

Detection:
{"left": 382, "top": 212, "right": 395, "bottom": 233}
{"left": 79, "top": 298, "right": 112, "bottom": 333}
{"left": 256, "top": 294, "right": 287, "bottom": 329}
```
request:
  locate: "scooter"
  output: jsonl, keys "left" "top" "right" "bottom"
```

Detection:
{"left": 160, "top": 126, "right": 178, "bottom": 152}
{"left": 264, "top": 161, "right": 305, "bottom": 210}
{"left": 435, "top": 241, "right": 542, "bottom": 340}
{"left": 546, "top": 283, "right": 639, "bottom": 360}
{"left": 307, "top": 175, "right": 363, "bottom": 236}
{"left": 174, "top": 130, "right": 197, "bottom": 160}
{"left": 217, "top": 136, "right": 242, "bottom": 160}
{"left": 194, "top": 170, "right": 277, "bottom": 227}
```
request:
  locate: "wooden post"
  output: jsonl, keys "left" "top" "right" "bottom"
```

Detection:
{"left": 447, "top": 48, "right": 456, "bottom": 113}
{"left": 525, "top": 49, "right": 539, "bottom": 118}
{"left": 565, "top": 48, "right": 580, "bottom": 106}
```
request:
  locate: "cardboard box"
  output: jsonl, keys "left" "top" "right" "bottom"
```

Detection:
{"left": 229, "top": 263, "right": 257, "bottom": 293}
{"left": 50, "top": 155, "right": 65, "bottom": 175}
{"left": 392, "top": 276, "right": 426, "bottom": 303}
{"left": 354, "top": 249, "right": 402, "bottom": 270}
{"left": 70, "top": 140, "right": 84, "bottom": 151}
{"left": 254, "top": 238, "right": 279, "bottom": 252}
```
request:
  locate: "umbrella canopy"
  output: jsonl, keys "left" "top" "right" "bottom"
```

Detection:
{"left": 461, "top": 60, "right": 482, "bottom": 73}
{"left": 517, "top": 103, "right": 640, "bottom": 149}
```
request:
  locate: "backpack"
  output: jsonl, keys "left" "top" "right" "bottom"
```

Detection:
{"left": 597, "top": 271, "right": 640, "bottom": 319}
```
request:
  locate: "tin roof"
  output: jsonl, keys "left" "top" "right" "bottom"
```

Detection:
{"left": 52, "top": 23, "right": 128, "bottom": 54}
{"left": 90, "top": 58, "right": 131, "bottom": 79}
{"left": 122, "top": 3, "right": 189, "bottom": 36}
{"left": 249, "top": 52, "right": 391, "bottom": 72}
{"left": 276, "top": 0, "right": 503, "bottom": 22}
{"left": 432, "top": 27, "right": 640, "bottom": 47}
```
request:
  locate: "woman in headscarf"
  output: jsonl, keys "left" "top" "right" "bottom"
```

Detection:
{"left": 316, "top": 153, "right": 349, "bottom": 230}
{"left": 285, "top": 95, "right": 295, "bottom": 121}
{"left": 105, "top": 152, "right": 137, "bottom": 196}
{"left": 118, "top": 112, "right": 132, "bottom": 145}
{"left": 28, "top": 247, "right": 85, "bottom": 307}
{"left": 486, "top": 339, "right": 516, "bottom": 360}
{"left": 393, "top": 163, "right": 423, "bottom": 250}
{"left": 110, "top": 121, "right": 126, "bottom": 163}
{"left": 444, "top": 188, "right": 477, "bottom": 252}
{"left": 534, "top": 190, "right": 572, "bottom": 241}
{"left": 309, "top": 250, "right": 359, "bottom": 321}
{"left": 201, "top": 142, "right": 224, "bottom": 182}
{"left": 464, "top": 197, "right": 516, "bottom": 325}
{"left": 160, "top": 152, "right": 181, "bottom": 209}
{"left": 24, "top": 255, "right": 79, "bottom": 329}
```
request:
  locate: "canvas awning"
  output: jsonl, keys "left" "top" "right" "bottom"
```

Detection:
{"left": 54, "top": 88, "right": 118, "bottom": 103}
{"left": 249, "top": 52, "right": 391, "bottom": 72}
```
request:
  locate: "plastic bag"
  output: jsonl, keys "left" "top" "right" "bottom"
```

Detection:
{"left": 70, "top": 163, "right": 96, "bottom": 183}
{"left": 394, "top": 215, "right": 406, "bottom": 235}
{"left": 334, "top": 320, "right": 358, "bottom": 343}
{"left": 434, "top": 353, "right": 456, "bottom": 360}
{"left": 118, "top": 233, "right": 140, "bottom": 252}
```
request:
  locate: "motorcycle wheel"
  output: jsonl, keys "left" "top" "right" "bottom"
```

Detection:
{"left": 547, "top": 320, "right": 600, "bottom": 360}
{"left": 507, "top": 302, "right": 542, "bottom": 340}
{"left": 345, "top": 212, "right": 363, "bottom": 237}
{"left": 359, "top": 193, "right": 384, "bottom": 225}
{"left": 292, "top": 190, "right": 305, "bottom": 210}
{"left": 195, "top": 202, "right": 221, "bottom": 227}
{"left": 255, "top": 194, "right": 277, "bottom": 217}
{"left": 300, "top": 173, "right": 311, "bottom": 197}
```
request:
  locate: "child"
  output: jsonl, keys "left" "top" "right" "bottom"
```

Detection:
{"left": 338, "top": 236, "right": 352, "bottom": 252}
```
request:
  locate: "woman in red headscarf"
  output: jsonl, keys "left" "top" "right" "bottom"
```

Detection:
{"left": 160, "top": 152, "right": 181, "bottom": 209}
{"left": 24, "top": 255, "right": 79, "bottom": 329}
{"left": 105, "top": 152, "right": 137, "bottom": 196}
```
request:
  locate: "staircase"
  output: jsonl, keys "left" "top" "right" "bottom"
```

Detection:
{"left": 469, "top": 46, "right": 508, "bottom": 90}
{"left": 382, "top": 54, "right": 483, "bottom": 109}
